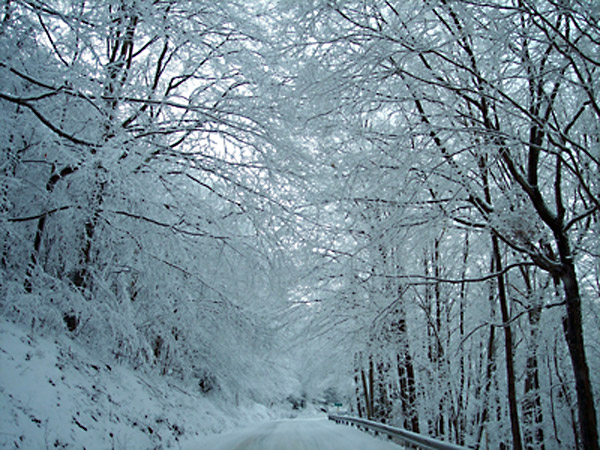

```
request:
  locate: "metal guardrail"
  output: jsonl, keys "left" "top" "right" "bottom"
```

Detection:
{"left": 328, "top": 414, "right": 470, "bottom": 450}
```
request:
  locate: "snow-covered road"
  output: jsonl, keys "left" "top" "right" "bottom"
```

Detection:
{"left": 186, "top": 417, "right": 404, "bottom": 450}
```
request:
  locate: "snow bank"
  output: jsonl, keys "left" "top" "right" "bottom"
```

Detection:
{"left": 0, "top": 319, "right": 278, "bottom": 449}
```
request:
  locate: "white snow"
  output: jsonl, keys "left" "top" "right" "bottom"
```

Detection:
{"left": 185, "top": 417, "right": 405, "bottom": 450}
{"left": 0, "top": 319, "right": 282, "bottom": 449}
{"left": 1, "top": 318, "right": 405, "bottom": 450}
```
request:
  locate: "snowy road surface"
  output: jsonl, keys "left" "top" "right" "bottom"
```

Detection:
{"left": 186, "top": 417, "right": 404, "bottom": 450}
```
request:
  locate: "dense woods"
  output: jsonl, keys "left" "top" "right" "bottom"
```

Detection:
{"left": 0, "top": 0, "right": 293, "bottom": 402}
{"left": 1, "top": 0, "right": 598, "bottom": 448}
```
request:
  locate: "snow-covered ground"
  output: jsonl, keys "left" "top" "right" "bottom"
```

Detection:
{"left": 185, "top": 417, "right": 404, "bottom": 450}
{"left": 0, "top": 319, "right": 286, "bottom": 449}
{"left": 0, "top": 317, "right": 406, "bottom": 449}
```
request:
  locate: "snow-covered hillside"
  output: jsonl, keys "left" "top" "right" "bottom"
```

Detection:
{"left": 0, "top": 319, "right": 283, "bottom": 449}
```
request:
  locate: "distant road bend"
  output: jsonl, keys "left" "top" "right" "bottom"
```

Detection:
{"left": 187, "top": 417, "right": 403, "bottom": 450}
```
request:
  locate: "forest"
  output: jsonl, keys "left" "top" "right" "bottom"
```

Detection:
{"left": 0, "top": 0, "right": 599, "bottom": 449}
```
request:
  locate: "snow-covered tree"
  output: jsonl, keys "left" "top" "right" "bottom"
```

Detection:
{"left": 273, "top": 0, "right": 600, "bottom": 447}
{"left": 0, "top": 0, "right": 293, "bottom": 401}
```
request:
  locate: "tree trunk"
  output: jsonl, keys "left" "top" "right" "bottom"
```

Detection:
{"left": 354, "top": 365, "right": 364, "bottom": 418}
{"left": 368, "top": 356, "right": 375, "bottom": 420}
{"left": 560, "top": 257, "right": 598, "bottom": 450}
{"left": 455, "top": 231, "right": 469, "bottom": 445}
{"left": 476, "top": 258, "right": 498, "bottom": 448}
{"left": 492, "top": 235, "right": 523, "bottom": 450}
{"left": 521, "top": 268, "right": 545, "bottom": 450}
{"left": 377, "top": 360, "right": 391, "bottom": 423}
{"left": 361, "top": 367, "right": 372, "bottom": 420}
{"left": 397, "top": 351, "right": 419, "bottom": 433}
{"left": 475, "top": 325, "right": 496, "bottom": 448}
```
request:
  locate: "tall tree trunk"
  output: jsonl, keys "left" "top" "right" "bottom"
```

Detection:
{"left": 476, "top": 257, "right": 498, "bottom": 448}
{"left": 454, "top": 231, "right": 469, "bottom": 445}
{"left": 559, "top": 256, "right": 598, "bottom": 449}
{"left": 368, "top": 356, "right": 375, "bottom": 420}
{"left": 433, "top": 237, "right": 445, "bottom": 437}
{"left": 354, "top": 358, "right": 365, "bottom": 418}
{"left": 475, "top": 325, "right": 497, "bottom": 448}
{"left": 492, "top": 235, "right": 523, "bottom": 450}
{"left": 397, "top": 350, "right": 419, "bottom": 433}
{"left": 361, "top": 367, "right": 371, "bottom": 420}
{"left": 377, "top": 360, "right": 392, "bottom": 423}
{"left": 393, "top": 304, "right": 419, "bottom": 433}
{"left": 520, "top": 268, "right": 545, "bottom": 450}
